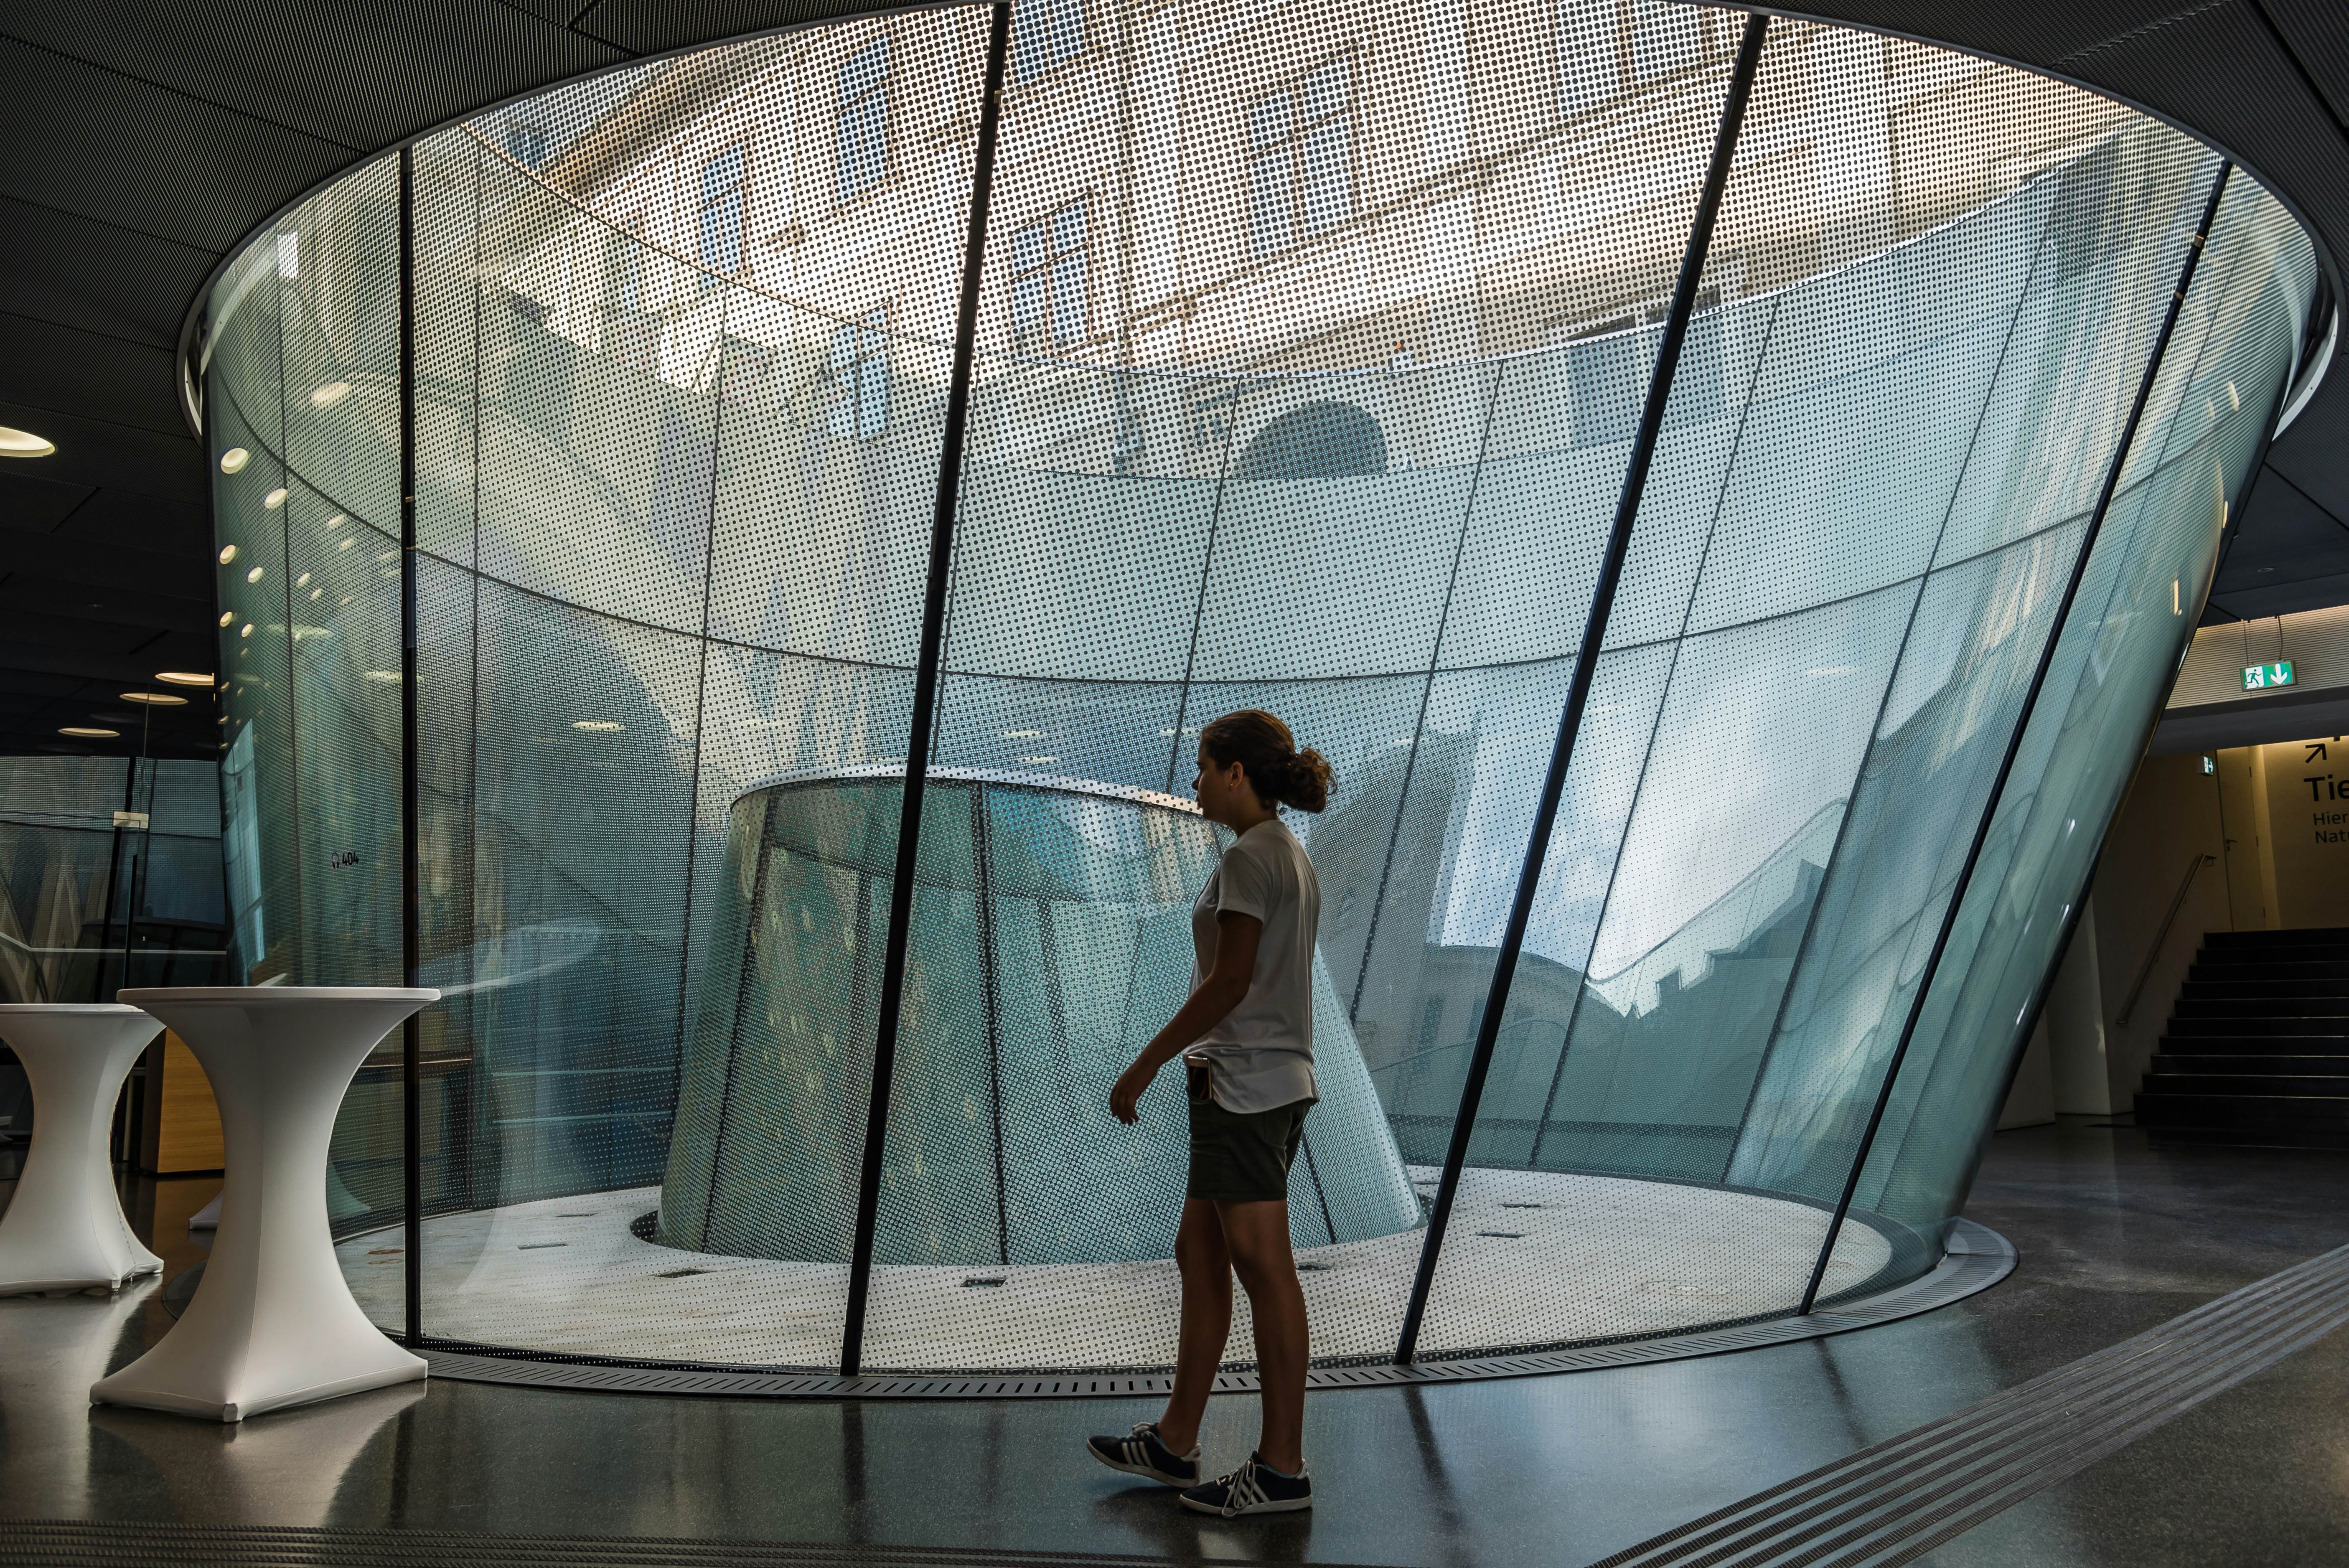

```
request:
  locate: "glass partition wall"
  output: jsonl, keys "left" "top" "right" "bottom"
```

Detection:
{"left": 198, "top": 0, "right": 2321, "bottom": 1377}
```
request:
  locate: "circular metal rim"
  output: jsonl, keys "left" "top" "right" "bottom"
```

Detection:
{"left": 412, "top": 1218, "right": 2013, "bottom": 1400}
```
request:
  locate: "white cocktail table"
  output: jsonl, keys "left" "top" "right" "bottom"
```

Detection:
{"left": 0, "top": 1004, "right": 165, "bottom": 1295}
{"left": 90, "top": 986, "right": 438, "bottom": 1422}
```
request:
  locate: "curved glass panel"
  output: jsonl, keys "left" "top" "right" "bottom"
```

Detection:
{"left": 202, "top": 0, "right": 2320, "bottom": 1374}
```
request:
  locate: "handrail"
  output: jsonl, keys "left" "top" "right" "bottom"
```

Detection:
{"left": 2114, "top": 852, "right": 2218, "bottom": 1027}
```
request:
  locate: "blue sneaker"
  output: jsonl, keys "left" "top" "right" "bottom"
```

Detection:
{"left": 1180, "top": 1453, "right": 1312, "bottom": 1515}
{"left": 1087, "top": 1421, "right": 1200, "bottom": 1487}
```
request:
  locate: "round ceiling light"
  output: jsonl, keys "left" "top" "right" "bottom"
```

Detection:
{"left": 119, "top": 691, "right": 188, "bottom": 706}
{"left": 264, "top": 488, "right": 288, "bottom": 510}
{"left": 219, "top": 448, "right": 250, "bottom": 474}
{"left": 155, "top": 671, "right": 216, "bottom": 687}
{"left": 59, "top": 727, "right": 119, "bottom": 739}
{"left": 572, "top": 720, "right": 624, "bottom": 732}
{"left": 218, "top": 544, "right": 238, "bottom": 565}
{"left": 218, "top": 611, "right": 235, "bottom": 627}
{"left": 310, "top": 381, "right": 353, "bottom": 409}
{"left": 0, "top": 425, "right": 56, "bottom": 458}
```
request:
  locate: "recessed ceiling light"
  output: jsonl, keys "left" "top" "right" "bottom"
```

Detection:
{"left": 218, "top": 611, "right": 235, "bottom": 627}
{"left": 338, "top": 538, "right": 355, "bottom": 551}
{"left": 219, "top": 545, "right": 239, "bottom": 565}
{"left": 155, "top": 671, "right": 215, "bottom": 687}
{"left": 572, "top": 720, "right": 623, "bottom": 732}
{"left": 240, "top": 623, "right": 254, "bottom": 638}
{"left": 310, "top": 381, "right": 353, "bottom": 409}
{"left": 362, "top": 671, "right": 401, "bottom": 682}
{"left": 246, "top": 567, "right": 264, "bottom": 584}
{"left": 120, "top": 691, "right": 188, "bottom": 706}
{"left": 264, "top": 488, "right": 288, "bottom": 510}
{"left": 219, "top": 448, "right": 250, "bottom": 474}
{"left": 0, "top": 425, "right": 56, "bottom": 458}
{"left": 59, "top": 727, "right": 119, "bottom": 738}
{"left": 296, "top": 572, "right": 310, "bottom": 588}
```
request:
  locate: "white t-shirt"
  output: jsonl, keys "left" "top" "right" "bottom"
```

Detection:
{"left": 1187, "top": 816, "right": 1321, "bottom": 1113}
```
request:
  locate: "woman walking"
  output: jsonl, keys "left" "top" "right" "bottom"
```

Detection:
{"left": 1088, "top": 709, "right": 1332, "bottom": 1517}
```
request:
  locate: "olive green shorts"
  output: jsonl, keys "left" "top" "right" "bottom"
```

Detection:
{"left": 1186, "top": 1060, "right": 1312, "bottom": 1205}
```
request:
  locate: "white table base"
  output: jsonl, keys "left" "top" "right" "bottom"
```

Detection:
{"left": 90, "top": 986, "right": 437, "bottom": 1422}
{"left": 0, "top": 1005, "right": 165, "bottom": 1296}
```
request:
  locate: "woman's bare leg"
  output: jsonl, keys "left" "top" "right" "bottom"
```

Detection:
{"left": 1217, "top": 1198, "right": 1307, "bottom": 1474}
{"left": 1155, "top": 1197, "right": 1231, "bottom": 1453}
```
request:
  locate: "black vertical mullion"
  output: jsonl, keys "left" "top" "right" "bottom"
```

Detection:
{"left": 973, "top": 785, "right": 1009, "bottom": 1266}
{"left": 839, "top": 1, "right": 1014, "bottom": 1379}
{"left": 398, "top": 144, "right": 424, "bottom": 1347}
{"left": 1795, "top": 159, "right": 2234, "bottom": 1316}
{"left": 1392, "top": 13, "right": 1771, "bottom": 1367}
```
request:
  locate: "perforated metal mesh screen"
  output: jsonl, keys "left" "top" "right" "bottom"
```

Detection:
{"left": 201, "top": 0, "right": 2319, "bottom": 1377}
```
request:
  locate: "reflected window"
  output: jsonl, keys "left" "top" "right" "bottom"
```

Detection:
{"left": 1232, "top": 399, "right": 1386, "bottom": 480}
{"left": 1418, "top": 996, "right": 1443, "bottom": 1052}
{"left": 604, "top": 217, "right": 658, "bottom": 373}
{"left": 824, "top": 305, "right": 889, "bottom": 439}
{"left": 697, "top": 145, "right": 747, "bottom": 283}
{"left": 505, "top": 124, "right": 555, "bottom": 169}
{"left": 836, "top": 40, "right": 890, "bottom": 204}
{"left": 1247, "top": 52, "right": 1354, "bottom": 262}
{"left": 1556, "top": 0, "right": 1725, "bottom": 121}
{"left": 719, "top": 335, "right": 775, "bottom": 408}
{"left": 1630, "top": 0, "right": 1700, "bottom": 83}
{"left": 1010, "top": 196, "right": 1090, "bottom": 349}
{"left": 1559, "top": 285, "right": 1724, "bottom": 447}
{"left": 1014, "top": 0, "right": 1085, "bottom": 85}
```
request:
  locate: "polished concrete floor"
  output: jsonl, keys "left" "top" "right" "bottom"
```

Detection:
{"left": 2, "top": 1120, "right": 2346, "bottom": 1566}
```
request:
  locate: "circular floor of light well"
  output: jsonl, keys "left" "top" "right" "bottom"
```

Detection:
{"left": 343, "top": 1167, "right": 1898, "bottom": 1375}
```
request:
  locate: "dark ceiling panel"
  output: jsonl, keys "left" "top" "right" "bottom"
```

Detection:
{"left": 0, "top": 472, "right": 100, "bottom": 534}
{"left": 575, "top": 0, "right": 868, "bottom": 55}
{"left": 0, "top": 315, "right": 186, "bottom": 437}
{"left": 0, "top": 402, "right": 204, "bottom": 508}
{"left": 5, "top": 2, "right": 630, "bottom": 151}
{"left": 0, "top": 195, "right": 221, "bottom": 349}
{"left": 0, "top": 524, "right": 208, "bottom": 602}
{"left": 0, "top": 36, "right": 358, "bottom": 253}
{"left": 46, "top": 489, "right": 213, "bottom": 557}
{"left": 2262, "top": 0, "right": 2349, "bottom": 137}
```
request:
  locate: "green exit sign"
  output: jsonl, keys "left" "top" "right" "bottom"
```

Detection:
{"left": 2244, "top": 661, "right": 2296, "bottom": 690}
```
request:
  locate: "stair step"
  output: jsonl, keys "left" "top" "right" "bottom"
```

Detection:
{"left": 2204, "top": 928, "right": 2349, "bottom": 948}
{"left": 2137, "top": 1092, "right": 2349, "bottom": 1128}
{"left": 2181, "top": 979, "right": 2349, "bottom": 1001}
{"left": 2188, "top": 961, "right": 2349, "bottom": 983}
{"left": 2142, "top": 1073, "right": 2349, "bottom": 1095}
{"left": 2175, "top": 997, "right": 2349, "bottom": 1019}
{"left": 2198, "top": 943, "right": 2349, "bottom": 966}
{"left": 2168, "top": 1016, "right": 2349, "bottom": 1037}
{"left": 2138, "top": 1123, "right": 2349, "bottom": 1150}
{"left": 2153, "top": 1054, "right": 2349, "bottom": 1074}
{"left": 2161, "top": 1035, "right": 2349, "bottom": 1054}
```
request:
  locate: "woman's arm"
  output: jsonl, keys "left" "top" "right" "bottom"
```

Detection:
{"left": 1110, "top": 910, "right": 1263, "bottom": 1125}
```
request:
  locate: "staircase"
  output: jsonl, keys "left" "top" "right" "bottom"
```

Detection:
{"left": 2136, "top": 928, "right": 2349, "bottom": 1147}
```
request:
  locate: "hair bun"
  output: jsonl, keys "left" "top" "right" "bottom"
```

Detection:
{"left": 1285, "top": 747, "right": 1333, "bottom": 814}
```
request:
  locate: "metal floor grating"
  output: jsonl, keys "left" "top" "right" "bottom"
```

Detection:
{"left": 1591, "top": 1238, "right": 2349, "bottom": 1567}
{"left": 414, "top": 1221, "right": 2014, "bottom": 1400}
